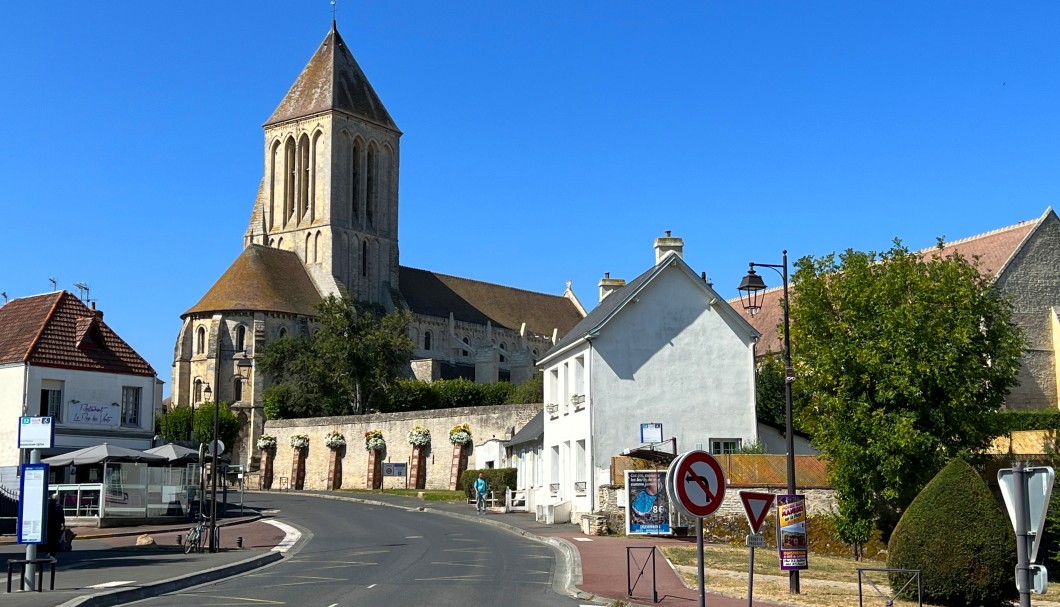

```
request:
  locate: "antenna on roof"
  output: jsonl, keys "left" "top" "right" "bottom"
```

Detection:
{"left": 1, "top": 292, "right": 7, "bottom": 304}
{"left": 73, "top": 282, "right": 90, "bottom": 302}
{"left": 49, "top": 277, "right": 57, "bottom": 291}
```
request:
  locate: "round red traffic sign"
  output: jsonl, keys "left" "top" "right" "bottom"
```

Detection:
{"left": 673, "top": 450, "right": 726, "bottom": 518}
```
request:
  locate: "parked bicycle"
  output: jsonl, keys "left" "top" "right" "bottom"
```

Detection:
{"left": 184, "top": 514, "right": 209, "bottom": 554}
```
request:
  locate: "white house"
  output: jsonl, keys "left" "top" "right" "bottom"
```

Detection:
{"left": 535, "top": 234, "right": 760, "bottom": 522}
{"left": 0, "top": 291, "right": 161, "bottom": 477}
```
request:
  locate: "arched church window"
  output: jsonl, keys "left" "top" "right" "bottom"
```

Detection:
{"left": 499, "top": 342, "right": 507, "bottom": 363}
{"left": 424, "top": 330, "right": 432, "bottom": 351}
{"left": 366, "top": 147, "right": 376, "bottom": 227}
{"left": 196, "top": 327, "right": 206, "bottom": 355}
{"left": 305, "top": 233, "right": 311, "bottom": 262}
{"left": 298, "top": 133, "right": 310, "bottom": 220}
{"left": 462, "top": 336, "right": 470, "bottom": 358}
{"left": 234, "top": 377, "right": 243, "bottom": 402}
{"left": 351, "top": 139, "right": 361, "bottom": 223}
{"left": 194, "top": 379, "right": 203, "bottom": 403}
{"left": 269, "top": 140, "right": 281, "bottom": 229}
{"left": 235, "top": 325, "right": 246, "bottom": 352}
{"left": 284, "top": 137, "right": 296, "bottom": 224}
{"left": 278, "top": 327, "right": 287, "bottom": 339}
{"left": 314, "top": 231, "right": 321, "bottom": 263}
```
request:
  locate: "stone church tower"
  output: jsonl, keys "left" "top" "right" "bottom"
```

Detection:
{"left": 244, "top": 21, "right": 401, "bottom": 306}
{"left": 173, "top": 22, "right": 585, "bottom": 472}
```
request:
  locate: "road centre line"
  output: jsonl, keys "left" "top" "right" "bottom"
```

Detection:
{"left": 188, "top": 594, "right": 283, "bottom": 604}
{"left": 366, "top": 584, "right": 377, "bottom": 589}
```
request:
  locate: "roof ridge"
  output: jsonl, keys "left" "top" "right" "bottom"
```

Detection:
{"left": 923, "top": 217, "right": 1038, "bottom": 253}
{"left": 400, "top": 265, "right": 571, "bottom": 300}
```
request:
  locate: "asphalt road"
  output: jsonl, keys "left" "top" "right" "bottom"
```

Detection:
{"left": 128, "top": 492, "right": 585, "bottom": 607}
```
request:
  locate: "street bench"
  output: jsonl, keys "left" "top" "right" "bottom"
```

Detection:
{"left": 6, "top": 557, "right": 56, "bottom": 593}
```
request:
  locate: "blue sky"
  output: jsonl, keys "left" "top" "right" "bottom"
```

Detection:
{"left": 2, "top": 2, "right": 1058, "bottom": 396}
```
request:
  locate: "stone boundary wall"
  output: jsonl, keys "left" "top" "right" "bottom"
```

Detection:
{"left": 260, "top": 403, "right": 539, "bottom": 491}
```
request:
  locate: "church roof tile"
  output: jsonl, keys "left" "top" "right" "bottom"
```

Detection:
{"left": 264, "top": 24, "right": 397, "bottom": 131}
{"left": 399, "top": 266, "right": 584, "bottom": 339}
{"left": 184, "top": 245, "right": 322, "bottom": 317}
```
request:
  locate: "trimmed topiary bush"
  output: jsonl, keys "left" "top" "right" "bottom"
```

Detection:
{"left": 887, "top": 458, "right": 1016, "bottom": 607}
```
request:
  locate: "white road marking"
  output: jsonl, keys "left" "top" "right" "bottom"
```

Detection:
{"left": 573, "top": 537, "right": 593, "bottom": 542}
{"left": 405, "top": 535, "right": 423, "bottom": 539}
{"left": 262, "top": 519, "right": 301, "bottom": 552}
{"left": 366, "top": 584, "right": 377, "bottom": 589}
{"left": 87, "top": 581, "right": 135, "bottom": 588}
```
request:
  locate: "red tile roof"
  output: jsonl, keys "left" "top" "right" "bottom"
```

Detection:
{"left": 731, "top": 212, "right": 1045, "bottom": 355}
{"left": 0, "top": 291, "right": 155, "bottom": 376}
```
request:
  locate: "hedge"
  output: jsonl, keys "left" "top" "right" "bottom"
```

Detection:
{"left": 460, "top": 468, "right": 517, "bottom": 498}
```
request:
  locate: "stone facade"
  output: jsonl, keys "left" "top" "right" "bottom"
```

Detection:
{"left": 257, "top": 403, "right": 538, "bottom": 491}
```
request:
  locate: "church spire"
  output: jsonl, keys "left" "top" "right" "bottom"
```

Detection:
{"left": 264, "top": 24, "right": 398, "bottom": 131}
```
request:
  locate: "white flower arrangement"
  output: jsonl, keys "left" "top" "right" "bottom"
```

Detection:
{"left": 407, "top": 426, "right": 431, "bottom": 446}
{"left": 290, "top": 434, "right": 310, "bottom": 450}
{"left": 364, "top": 429, "right": 385, "bottom": 451}
{"left": 449, "top": 423, "right": 472, "bottom": 445}
{"left": 257, "top": 435, "right": 277, "bottom": 450}
{"left": 324, "top": 431, "right": 346, "bottom": 449}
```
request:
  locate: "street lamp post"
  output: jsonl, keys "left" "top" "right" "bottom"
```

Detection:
{"left": 200, "top": 383, "right": 220, "bottom": 553}
{"left": 738, "top": 250, "right": 800, "bottom": 595}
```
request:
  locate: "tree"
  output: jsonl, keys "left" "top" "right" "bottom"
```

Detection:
{"left": 790, "top": 240, "right": 1024, "bottom": 540}
{"left": 155, "top": 404, "right": 240, "bottom": 453}
{"left": 259, "top": 295, "right": 414, "bottom": 418}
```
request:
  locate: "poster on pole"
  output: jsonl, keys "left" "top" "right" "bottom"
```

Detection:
{"left": 17, "top": 463, "right": 49, "bottom": 544}
{"left": 626, "top": 470, "right": 671, "bottom": 535}
{"left": 776, "top": 494, "right": 809, "bottom": 571}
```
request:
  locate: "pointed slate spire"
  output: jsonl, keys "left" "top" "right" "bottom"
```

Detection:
{"left": 265, "top": 25, "right": 398, "bottom": 131}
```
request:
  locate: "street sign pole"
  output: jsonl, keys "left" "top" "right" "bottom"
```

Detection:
{"left": 1014, "top": 462, "right": 1031, "bottom": 607}
{"left": 696, "top": 516, "right": 705, "bottom": 607}
{"left": 25, "top": 448, "right": 40, "bottom": 591}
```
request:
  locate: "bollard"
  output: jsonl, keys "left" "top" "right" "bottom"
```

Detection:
{"left": 177, "top": 534, "right": 182, "bottom": 546}
{"left": 236, "top": 536, "right": 243, "bottom": 549}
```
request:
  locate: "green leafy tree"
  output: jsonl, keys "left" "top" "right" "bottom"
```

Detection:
{"left": 260, "top": 295, "right": 414, "bottom": 418}
{"left": 790, "top": 241, "right": 1024, "bottom": 540}
{"left": 155, "top": 404, "right": 240, "bottom": 453}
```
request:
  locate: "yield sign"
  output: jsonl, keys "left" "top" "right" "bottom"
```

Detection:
{"left": 738, "top": 490, "right": 775, "bottom": 534}
{"left": 672, "top": 450, "right": 726, "bottom": 518}
{"left": 999, "top": 466, "right": 1055, "bottom": 562}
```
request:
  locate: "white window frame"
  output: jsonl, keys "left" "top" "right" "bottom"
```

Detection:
{"left": 121, "top": 386, "right": 142, "bottom": 427}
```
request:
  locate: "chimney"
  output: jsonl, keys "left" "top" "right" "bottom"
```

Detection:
{"left": 91, "top": 301, "right": 103, "bottom": 320}
{"left": 654, "top": 230, "right": 684, "bottom": 265}
{"left": 598, "top": 272, "right": 626, "bottom": 302}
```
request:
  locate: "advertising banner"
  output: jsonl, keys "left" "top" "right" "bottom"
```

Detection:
{"left": 776, "top": 494, "right": 809, "bottom": 571}
{"left": 626, "top": 469, "right": 670, "bottom": 535}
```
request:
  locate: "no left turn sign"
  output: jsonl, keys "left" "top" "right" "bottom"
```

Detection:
{"left": 672, "top": 450, "right": 726, "bottom": 518}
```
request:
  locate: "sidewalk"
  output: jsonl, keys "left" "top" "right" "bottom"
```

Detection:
{"left": 1, "top": 514, "right": 285, "bottom": 607}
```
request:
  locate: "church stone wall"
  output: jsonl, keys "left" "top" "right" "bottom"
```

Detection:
{"left": 263, "top": 403, "right": 539, "bottom": 491}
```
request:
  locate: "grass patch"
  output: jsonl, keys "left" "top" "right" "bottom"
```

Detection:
{"left": 662, "top": 544, "right": 946, "bottom": 607}
{"left": 338, "top": 488, "right": 465, "bottom": 502}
